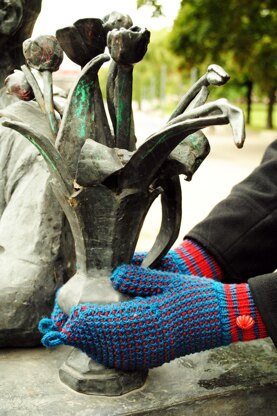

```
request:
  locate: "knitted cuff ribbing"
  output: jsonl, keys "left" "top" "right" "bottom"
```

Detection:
{"left": 132, "top": 240, "right": 222, "bottom": 280}
{"left": 215, "top": 282, "right": 267, "bottom": 345}
{"left": 173, "top": 239, "right": 223, "bottom": 280}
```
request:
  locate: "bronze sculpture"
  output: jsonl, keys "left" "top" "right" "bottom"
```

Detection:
{"left": 1, "top": 11, "right": 245, "bottom": 394}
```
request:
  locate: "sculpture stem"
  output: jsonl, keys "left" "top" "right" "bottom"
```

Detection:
{"left": 106, "top": 60, "right": 117, "bottom": 136}
{"left": 168, "top": 73, "right": 209, "bottom": 121}
{"left": 21, "top": 65, "right": 45, "bottom": 113}
{"left": 42, "top": 70, "right": 59, "bottom": 138}
{"left": 168, "top": 65, "right": 230, "bottom": 121}
{"left": 115, "top": 64, "right": 135, "bottom": 151}
{"left": 93, "top": 76, "right": 114, "bottom": 148}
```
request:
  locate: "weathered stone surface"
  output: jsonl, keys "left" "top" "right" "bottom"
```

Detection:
{"left": 59, "top": 348, "right": 148, "bottom": 396}
{"left": 0, "top": 1, "right": 42, "bottom": 94}
{"left": 0, "top": 338, "right": 276, "bottom": 415}
{"left": 0, "top": 121, "right": 69, "bottom": 347}
{"left": 0, "top": 0, "right": 69, "bottom": 347}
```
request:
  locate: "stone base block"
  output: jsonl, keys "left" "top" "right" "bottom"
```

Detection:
{"left": 59, "top": 348, "right": 148, "bottom": 395}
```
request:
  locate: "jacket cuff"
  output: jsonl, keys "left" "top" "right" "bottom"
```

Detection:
{"left": 248, "top": 273, "right": 277, "bottom": 347}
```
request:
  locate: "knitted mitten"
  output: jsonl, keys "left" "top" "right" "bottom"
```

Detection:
{"left": 39, "top": 266, "right": 267, "bottom": 371}
{"left": 133, "top": 238, "right": 222, "bottom": 280}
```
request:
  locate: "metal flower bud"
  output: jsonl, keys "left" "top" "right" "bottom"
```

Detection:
{"left": 102, "top": 11, "right": 133, "bottom": 34}
{"left": 56, "top": 19, "right": 106, "bottom": 67}
{"left": 23, "top": 35, "right": 63, "bottom": 72}
{"left": 207, "top": 64, "right": 230, "bottom": 85}
{"left": 107, "top": 26, "right": 150, "bottom": 65}
{"left": 4, "top": 70, "right": 34, "bottom": 101}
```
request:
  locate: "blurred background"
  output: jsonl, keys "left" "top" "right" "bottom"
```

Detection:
{"left": 34, "top": 0, "right": 277, "bottom": 250}
{"left": 34, "top": 0, "right": 276, "bottom": 131}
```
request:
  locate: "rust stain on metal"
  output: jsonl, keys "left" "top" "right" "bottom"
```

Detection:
{"left": 68, "top": 197, "right": 78, "bottom": 208}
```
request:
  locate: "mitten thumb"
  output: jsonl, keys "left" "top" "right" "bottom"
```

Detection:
{"left": 111, "top": 264, "right": 176, "bottom": 296}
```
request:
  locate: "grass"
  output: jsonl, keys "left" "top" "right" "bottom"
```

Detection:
{"left": 151, "top": 99, "right": 276, "bottom": 131}
{"left": 240, "top": 103, "right": 277, "bottom": 130}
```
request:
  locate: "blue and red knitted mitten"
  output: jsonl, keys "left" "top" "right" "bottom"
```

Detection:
{"left": 133, "top": 238, "right": 222, "bottom": 280}
{"left": 39, "top": 266, "right": 267, "bottom": 371}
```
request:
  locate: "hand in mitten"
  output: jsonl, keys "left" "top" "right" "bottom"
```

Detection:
{"left": 133, "top": 238, "right": 222, "bottom": 280}
{"left": 39, "top": 265, "right": 267, "bottom": 371}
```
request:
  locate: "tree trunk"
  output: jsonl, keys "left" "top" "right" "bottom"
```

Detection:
{"left": 245, "top": 80, "right": 253, "bottom": 125}
{"left": 266, "top": 87, "right": 276, "bottom": 129}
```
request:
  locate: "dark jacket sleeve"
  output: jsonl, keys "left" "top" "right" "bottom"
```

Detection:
{"left": 249, "top": 273, "right": 277, "bottom": 346}
{"left": 187, "top": 139, "right": 277, "bottom": 281}
{"left": 186, "top": 139, "right": 277, "bottom": 345}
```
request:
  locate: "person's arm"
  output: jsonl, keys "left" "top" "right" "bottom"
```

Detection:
{"left": 249, "top": 273, "right": 277, "bottom": 346}
{"left": 184, "top": 140, "right": 277, "bottom": 346}
{"left": 187, "top": 139, "right": 277, "bottom": 281}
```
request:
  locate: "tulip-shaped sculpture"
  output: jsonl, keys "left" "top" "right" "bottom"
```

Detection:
{"left": 0, "top": 12, "right": 245, "bottom": 395}
{"left": 5, "top": 69, "right": 35, "bottom": 101}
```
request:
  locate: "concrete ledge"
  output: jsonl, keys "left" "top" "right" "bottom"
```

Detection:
{"left": 0, "top": 338, "right": 276, "bottom": 415}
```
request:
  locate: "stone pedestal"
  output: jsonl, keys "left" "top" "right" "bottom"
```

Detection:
{"left": 59, "top": 348, "right": 148, "bottom": 395}
{"left": 1, "top": 338, "right": 276, "bottom": 415}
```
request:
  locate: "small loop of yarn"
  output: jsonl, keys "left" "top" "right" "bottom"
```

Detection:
{"left": 41, "top": 331, "right": 64, "bottom": 347}
{"left": 38, "top": 318, "right": 56, "bottom": 334}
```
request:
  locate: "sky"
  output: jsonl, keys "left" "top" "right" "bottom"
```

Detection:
{"left": 33, "top": 0, "right": 181, "bottom": 69}
{"left": 33, "top": 0, "right": 181, "bottom": 35}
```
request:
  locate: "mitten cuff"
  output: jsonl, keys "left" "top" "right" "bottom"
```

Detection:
{"left": 216, "top": 282, "right": 268, "bottom": 345}
{"left": 173, "top": 239, "right": 223, "bottom": 280}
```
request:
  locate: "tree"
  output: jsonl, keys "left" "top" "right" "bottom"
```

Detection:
{"left": 137, "top": 0, "right": 163, "bottom": 17}
{"left": 132, "top": 29, "right": 184, "bottom": 109}
{"left": 169, "top": 0, "right": 277, "bottom": 128}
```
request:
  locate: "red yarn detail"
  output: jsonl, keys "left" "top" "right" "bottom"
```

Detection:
{"left": 224, "top": 285, "right": 239, "bottom": 342}
{"left": 183, "top": 240, "right": 222, "bottom": 279}
{"left": 256, "top": 311, "right": 268, "bottom": 338}
{"left": 234, "top": 284, "right": 255, "bottom": 341}
{"left": 236, "top": 283, "right": 267, "bottom": 341}
{"left": 175, "top": 246, "right": 199, "bottom": 275}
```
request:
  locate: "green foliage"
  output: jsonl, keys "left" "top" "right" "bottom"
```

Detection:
{"left": 132, "top": 29, "right": 184, "bottom": 106}
{"left": 169, "top": 0, "right": 277, "bottom": 127}
{"left": 137, "top": 0, "right": 163, "bottom": 17}
{"left": 241, "top": 103, "right": 277, "bottom": 129}
{"left": 171, "top": 0, "right": 276, "bottom": 72}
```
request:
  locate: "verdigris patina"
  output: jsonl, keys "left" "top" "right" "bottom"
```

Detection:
{"left": 1, "top": 11, "right": 245, "bottom": 394}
